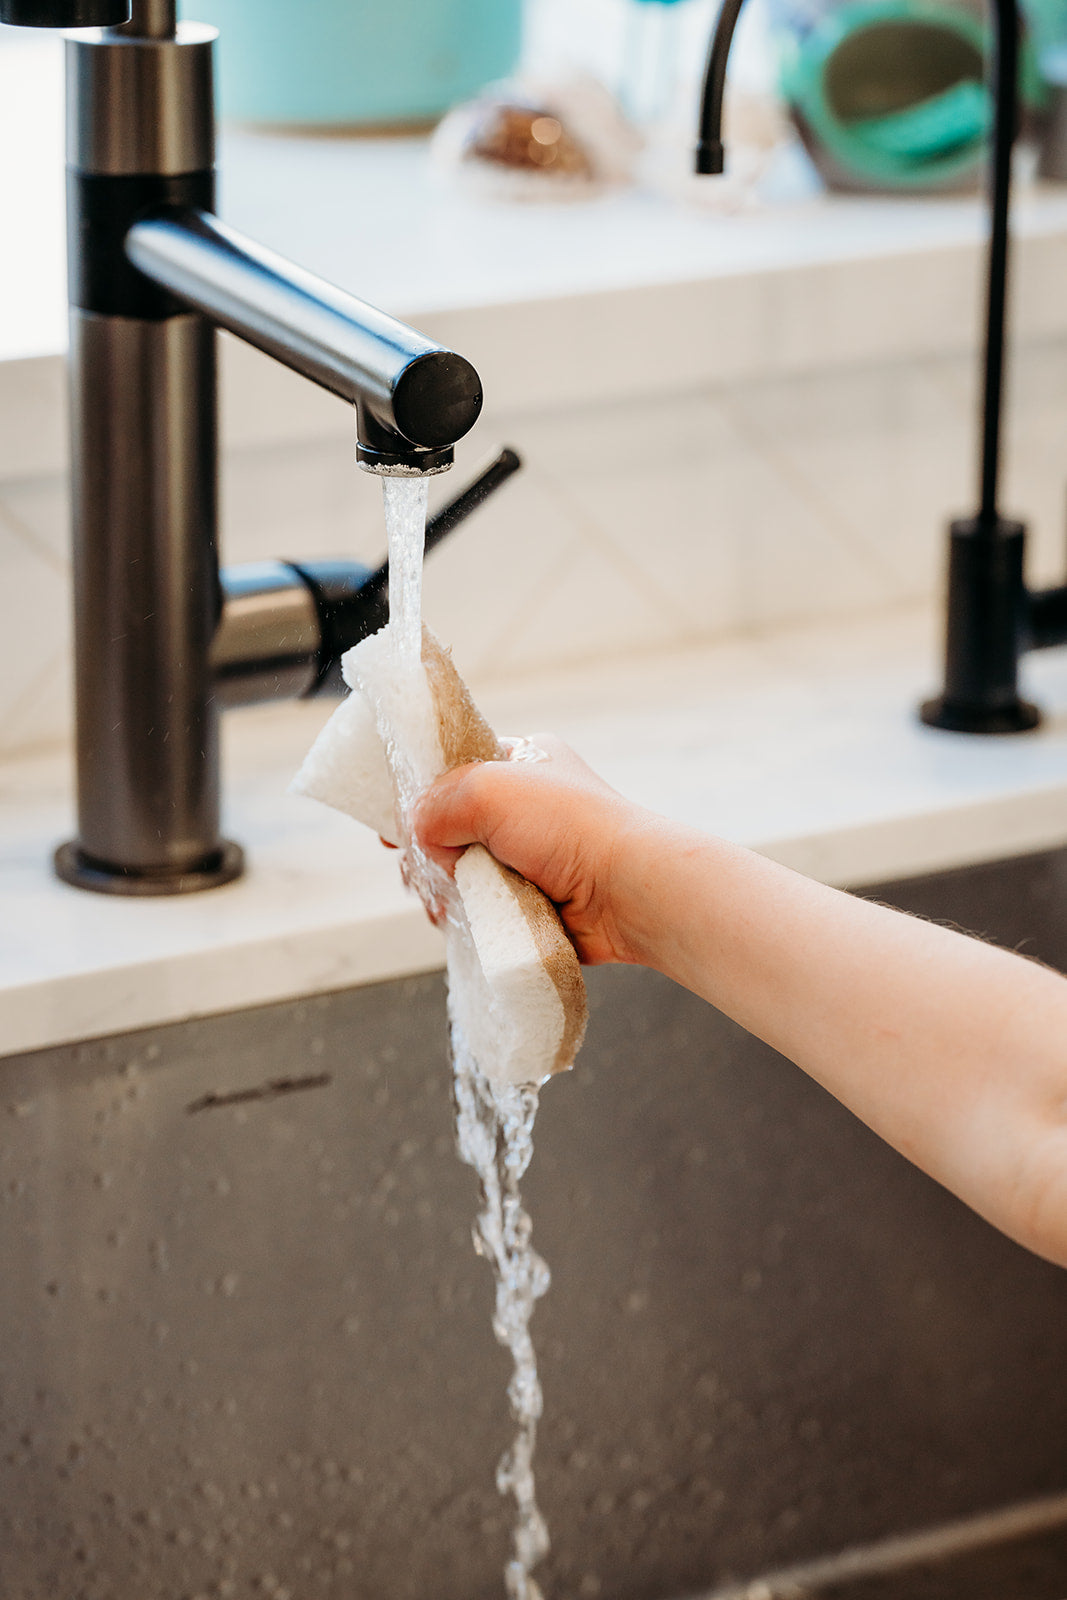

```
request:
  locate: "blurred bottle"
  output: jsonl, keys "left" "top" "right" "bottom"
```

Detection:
{"left": 619, "top": 0, "right": 699, "bottom": 126}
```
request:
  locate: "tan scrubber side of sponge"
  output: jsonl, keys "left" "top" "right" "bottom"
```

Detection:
{"left": 422, "top": 628, "right": 503, "bottom": 770}
{"left": 292, "top": 624, "right": 588, "bottom": 1087}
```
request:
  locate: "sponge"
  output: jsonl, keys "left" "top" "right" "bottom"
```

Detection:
{"left": 292, "top": 624, "right": 587, "bottom": 1087}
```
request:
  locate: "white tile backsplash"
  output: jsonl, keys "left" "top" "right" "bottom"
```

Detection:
{"left": 421, "top": 453, "right": 598, "bottom": 682}
{"left": 0, "top": 356, "right": 67, "bottom": 481}
{"left": 0, "top": 474, "right": 70, "bottom": 564}
{"left": 0, "top": 497, "right": 71, "bottom": 750}
{"left": 2, "top": 333, "right": 1066, "bottom": 759}
{"left": 218, "top": 433, "right": 384, "bottom": 570}
{"left": 724, "top": 360, "right": 974, "bottom": 599}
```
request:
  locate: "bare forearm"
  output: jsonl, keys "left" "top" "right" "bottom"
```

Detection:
{"left": 416, "top": 746, "right": 1067, "bottom": 1267}
{"left": 613, "top": 814, "right": 1067, "bottom": 1263}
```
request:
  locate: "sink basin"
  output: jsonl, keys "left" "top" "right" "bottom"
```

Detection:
{"left": 3, "top": 847, "right": 1067, "bottom": 1599}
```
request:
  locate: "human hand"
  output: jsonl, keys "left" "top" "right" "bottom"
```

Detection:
{"left": 413, "top": 734, "right": 646, "bottom": 966}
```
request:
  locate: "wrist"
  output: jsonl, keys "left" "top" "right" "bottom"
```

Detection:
{"left": 606, "top": 815, "right": 738, "bottom": 988}
{"left": 599, "top": 809, "right": 693, "bottom": 971}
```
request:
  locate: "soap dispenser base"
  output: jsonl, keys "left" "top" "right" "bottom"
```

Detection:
{"left": 54, "top": 840, "right": 245, "bottom": 896}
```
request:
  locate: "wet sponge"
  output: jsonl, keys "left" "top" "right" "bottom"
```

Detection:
{"left": 292, "top": 624, "right": 587, "bottom": 1086}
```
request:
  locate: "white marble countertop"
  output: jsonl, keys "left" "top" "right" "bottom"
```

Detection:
{"left": 4, "top": 603, "right": 1067, "bottom": 1062}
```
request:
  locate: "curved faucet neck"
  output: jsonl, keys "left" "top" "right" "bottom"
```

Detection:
{"left": 696, "top": 0, "right": 744, "bottom": 175}
{"left": 697, "top": 0, "right": 1020, "bottom": 525}
{"left": 980, "top": 0, "right": 1020, "bottom": 526}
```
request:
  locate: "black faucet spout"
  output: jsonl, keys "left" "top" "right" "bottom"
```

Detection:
{"left": 125, "top": 210, "right": 482, "bottom": 475}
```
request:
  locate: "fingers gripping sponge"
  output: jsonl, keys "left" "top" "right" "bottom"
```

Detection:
{"left": 292, "top": 624, "right": 587, "bottom": 1086}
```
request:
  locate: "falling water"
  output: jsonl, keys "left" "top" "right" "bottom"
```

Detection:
{"left": 379, "top": 473, "right": 553, "bottom": 1600}
{"left": 379, "top": 476, "right": 434, "bottom": 867}
{"left": 452, "top": 1032, "right": 552, "bottom": 1600}
{"left": 383, "top": 476, "right": 429, "bottom": 662}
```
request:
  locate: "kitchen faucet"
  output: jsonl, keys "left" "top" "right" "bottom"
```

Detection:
{"left": 2, "top": 0, "right": 514, "bottom": 894}
{"left": 699, "top": 0, "right": 1067, "bottom": 733}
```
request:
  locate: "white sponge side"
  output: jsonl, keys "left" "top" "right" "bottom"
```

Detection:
{"left": 289, "top": 689, "right": 399, "bottom": 844}
{"left": 343, "top": 628, "right": 444, "bottom": 798}
{"left": 453, "top": 844, "right": 583, "bottom": 1086}
{"left": 293, "top": 621, "right": 589, "bottom": 1088}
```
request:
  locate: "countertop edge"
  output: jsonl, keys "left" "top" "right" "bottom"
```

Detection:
{"left": 5, "top": 607, "right": 1067, "bottom": 1062}
{"left": 5, "top": 775, "right": 1067, "bottom": 1064}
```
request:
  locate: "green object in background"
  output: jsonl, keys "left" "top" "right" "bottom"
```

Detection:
{"left": 778, "top": 0, "right": 1040, "bottom": 190}
{"left": 850, "top": 77, "right": 991, "bottom": 160}
{"left": 180, "top": 0, "right": 523, "bottom": 127}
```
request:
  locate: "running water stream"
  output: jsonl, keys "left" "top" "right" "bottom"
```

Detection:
{"left": 382, "top": 477, "right": 429, "bottom": 660}
{"left": 381, "top": 476, "right": 553, "bottom": 1600}
{"left": 452, "top": 1045, "right": 551, "bottom": 1600}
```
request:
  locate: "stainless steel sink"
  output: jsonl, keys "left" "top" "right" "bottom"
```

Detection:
{"left": 3, "top": 847, "right": 1067, "bottom": 1600}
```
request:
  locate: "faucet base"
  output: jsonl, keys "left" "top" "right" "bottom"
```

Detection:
{"left": 919, "top": 696, "right": 1041, "bottom": 735}
{"left": 54, "top": 840, "right": 245, "bottom": 897}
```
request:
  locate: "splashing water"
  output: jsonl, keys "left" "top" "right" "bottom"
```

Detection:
{"left": 379, "top": 474, "right": 553, "bottom": 1600}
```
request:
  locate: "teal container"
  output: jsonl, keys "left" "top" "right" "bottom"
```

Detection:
{"left": 181, "top": 0, "right": 524, "bottom": 127}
